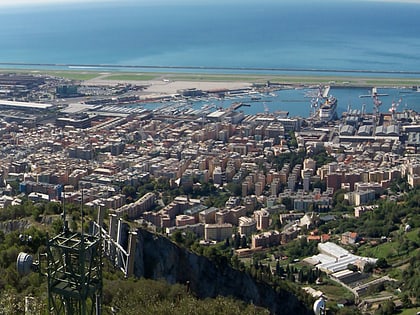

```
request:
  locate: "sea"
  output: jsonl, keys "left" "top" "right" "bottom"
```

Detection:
{"left": 138, "top": 86, "right": 420, "bottom": 119}
{"left": 1, "top": 0, "right": 420, "bottom": 117}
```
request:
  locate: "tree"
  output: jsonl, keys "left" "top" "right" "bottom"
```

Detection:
{"left": 376, "top": 258, "right": 389, "bottom": 269}
{"left": 307, "top": 269, "right": 316, "bottom": 284}
{"left": 224, "top": 237, "right": 230, "bottom": 248}
{"left": 282, "top": 197, "right": 293, "bottom": 210}
{"left": 122, "top": 185, "right": 136, "bottom": 200}
{"left": 313, "top": 180, "right": 326, "bottom": 192}
{"left": 288, "top": 131, "right": 298, "bottom": 149}
{"left": 347, "top": 264, "right": 358, "bottom": 272}
{"left": 376, "top": 299, "right": 395, "bottom": 315}
{"left": 233, "top": 233, "right": 241, "bottom": 249}
{"left": 400, "top": 293, "right": 412, "bottom": 308}
{"left": 70, "top": 219, "right": 78, "bottom": 232}
{"left": 363, "top": 263, "right": 374, "bottom": 273}
{"left": 332, "top": 189, "right": 347, "bottom": 207}
{"left": 46, "top": 202, "right": 61, "bottom": 215}
{"left": 275, "top": 260, "right": 281, "bottom": 276}
{"left": 51, "top": 218, "right": 64, "bottom": 235}
{"left": 172, "top": 230, "right": 184, "bottom": 245}
{"left": 231, "top": 255, "right": 240, "bottom": 269}
{"left": 240, "top": 236, "right": 247, "bottom": 248}
{"left": 226, "top": 183, "right": 242, "bottom": 196}
{"left": 336, "top": 308, "right": 363, "bottom": 315}
{"left": 298, "top": 269, "right": 304, "bottom": 283}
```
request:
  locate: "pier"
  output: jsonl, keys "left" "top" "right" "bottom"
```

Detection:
{"left": 231, "top": 102, "right": 251, "bottom": 110}
{"left": 359, "top": 87, "right": 389, "bottom": 98}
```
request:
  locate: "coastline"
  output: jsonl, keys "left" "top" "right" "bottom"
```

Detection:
{"left": 1, "top": 67, "right": 420, "bottom": 99}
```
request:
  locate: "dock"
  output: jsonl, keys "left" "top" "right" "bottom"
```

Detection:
{"left": 231, "top": 102, "right": 251, "bottom": 110}
{"left": 359, "top": 87, "right": 388, "bottom": 98}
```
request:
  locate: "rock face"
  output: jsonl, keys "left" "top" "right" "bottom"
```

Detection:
{"left": 0, "top": 220, "right": 31, "bottom": 233}
{"left": 133, "top": 228, "right": 312, "bottom": 315}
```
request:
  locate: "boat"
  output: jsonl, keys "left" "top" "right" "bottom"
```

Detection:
{"left": 311, "top": 85, "right": 338, "bottom": 122}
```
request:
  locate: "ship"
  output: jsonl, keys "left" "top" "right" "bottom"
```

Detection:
{"left": 310, "top": 85, "right": 338, "bottom": 122}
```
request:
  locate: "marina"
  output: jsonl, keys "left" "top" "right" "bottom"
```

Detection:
{"left": 97, "top": 86, "right": 420, "bottom": 119}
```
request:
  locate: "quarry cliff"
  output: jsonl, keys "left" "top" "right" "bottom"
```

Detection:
{"left": 132, "top": 228, "right": 312, "bottom": 315}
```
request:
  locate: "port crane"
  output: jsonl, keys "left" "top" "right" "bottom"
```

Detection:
{"left": 372, "top": 87, "right": 382, "bottom": 134}
{"left": 310, "top": 85, "right": 323, "bottom": 117}
{"left": 389, "top": 98, "right": 402, "bottom": 123}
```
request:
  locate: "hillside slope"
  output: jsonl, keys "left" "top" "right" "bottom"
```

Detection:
{"left": 133, "top": 228, "right": 312, "bottom": 315}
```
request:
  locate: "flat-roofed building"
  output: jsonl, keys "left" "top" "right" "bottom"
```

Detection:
{"left": 204, "top": 223, "right": 232, "bottom": 242}
{"left": 176, "top": 214, "right": 196, "bottom": 227}
{"left": 254, "top": 209, "right": 270, "bottom": 230}
{"left": 198, "top": 207, "right": 218, "bottom": 224}
{"left": 357, "top": 125, "right": 372, "bottom": 136}
{"left": 112, "top": 192, "right": 155, "bottom": 220}
{"left": 238, "top": 216, "right": 256, "bottom": 236}
{"left": 251, "top": 230, "right": 280, "bottom": 248}
{"left": 0, "top": 100, "right": 53, "bottom": 110}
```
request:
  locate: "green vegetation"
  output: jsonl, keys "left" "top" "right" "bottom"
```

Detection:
{"left": 0, "top": 228, "right": 47, "bottom": 314}
{"left": 314, "top": 282, "right": 353, "bottom": 302}
{"left": 310, "top": 147, "right": 336, "bottom": 168}
{"left": 363, "top": 241, "right": 398, "bottom": 259}
{"left": 122, "top": 177, "right": 230, "bottom": 209}
{"left": 102, "top": 278, "right": 270, "bottom": 315}
{"left": 0, "top": 69, "right": 101, "bottom": 81}
{"left": 0, "top": 256, "right": 272, "bottom": 314}
{"left": 0, "top": 180, "right": 417, "bottom": 313}
{"left": 399, "top": 308, "right": 420, "bottom": 315}
{"left": 285, "top": 237, "right": 319, "bottom": 260}
{"left": 3, "top": 67, "right": 420, "bottom": 87}
{"left": 99, "top": 72, "right": 420, "bottom": 87}
{"left": 102, "top": 73, "right": 160, "bottom": 81}
{"left": 269, "top": 150, "right": 306, "bottom": 171}
{"left": 165, "top": 74, "right": 267, "bottom": 82}
{"left": 0, "top": 213, "right": 271, "bottom": 314}
{"left": 400, "top": 251, "right": 420, "bottom": 303}
{"left": 46, "top": 71, "right": 101, "bottom": 80}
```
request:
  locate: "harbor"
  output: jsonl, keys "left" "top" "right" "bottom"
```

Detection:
{"left": 96, "top": 85, "right": 420, "bottom": 119}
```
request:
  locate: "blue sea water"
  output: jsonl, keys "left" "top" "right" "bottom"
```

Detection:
{"left": 139, "top": 86, "right": 420, "bottom": 118}
{"left": 1, "top": 0, "right": 420, "bottom": 116}
{"left": 1, "top": 0, "right": 420, "bottom": 74}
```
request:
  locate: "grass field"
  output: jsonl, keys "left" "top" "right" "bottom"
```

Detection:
{"left": 360, "top": 241, "right": 400, "bottom": 259}
{"left": 100, "top": 72, "right": 420, "bottom": 87}
{"left": 101, "top": 74, "right": 160, "bottom": 81}
{"left": 47, "top": 71, "right": 101, "bottom": 80}
{"left": 405, "top": 228, "right": 420, "bottom": 243}
{"left": 357, "top": 228, "right": 419, "bottom": 261}
{"left": 313, "top": 283, "right": 353, "bottom": 302}
{"left": 0, "top": 69, "right": 101, "bottom": 81}
{"left": 163, "top": 74, "right": 268, "bottom": 82}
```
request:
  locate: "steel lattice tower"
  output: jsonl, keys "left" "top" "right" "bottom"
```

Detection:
{"left": 45, "top": 230, "right": 102, "bottom": 315}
